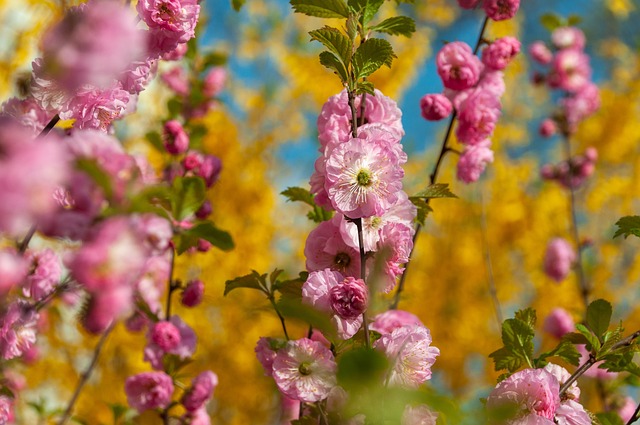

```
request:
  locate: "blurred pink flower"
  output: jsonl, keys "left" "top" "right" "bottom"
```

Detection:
{"left": 551, "top": 27, "right": 586, "bottom": 51}
{"left": 272, "top": 338, "right": 337, "bottom": 403}
{"left": 182, "top": 280, "right": 205, "bottom": 307}
{"left": 543, "top": 308, "right": 575, "bottom": 339}
{"left": 203, "top": 67, "right": 227, "bottom": 98}
{"left": 483, "top": 0, "right": 520, "bottom": 21}
{"left": 182, "top": 371, "right": 218, "bottom": 412}
{"left": 420, "top": 94, "right": 453, "bottom": 121}
{"left": 529, "top": 41, "right": 553, "bottom": 65}
{"left": 456, "top": 142, "right": 494, "bottom": 184}
{"left": 0, "top": 301, "right": 38, "bottom": 360}
{"left": 23, "top": 249, "right": 62, "bottom": 301}
{"left": 436, "top": 42, "right": 482, "bottom": 91}
{"left": 0, "top": 97, "right": 50, "bottom": 134}
{"left": 482, "top": 36, "right": 521, "bottom": 70}
{"left": 0, "top": 249, "right": 27, "bottom": 294}
{"left": 125, "top": 371, "right": 174, "bottom": 412}
{"left": 402, "top": 404, "right": 438, "bottom": 425}
{"left": 543, "top": 238, "right": 576, "bottom": 282}
{"left": 65, "top": 83, "right": 130, "bottom": 131}
{"left": 548, "top": 49, "right": 591, "bottom": 93}
{"left": 370, "top": 310, "right": 423, "bottom": 335}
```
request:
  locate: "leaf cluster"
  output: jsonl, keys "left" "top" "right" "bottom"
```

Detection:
{"left": 409, "top": 183, "right": 457, "bottom": 225}
{"left": 281, "top": 186, "right": 333, "bottom": 223}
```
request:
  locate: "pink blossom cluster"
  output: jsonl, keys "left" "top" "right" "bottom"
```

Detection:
{"left": 487, "top": 365, "right": 590, "bottom": 424}
{"left": 542, "top": 238, "right": 576, "bottom": 282}
{"left": 530, "top": 26, "right": 600, "bottom": 136}
{"left": 161, "top": 66, "right": 227, "bottom": 118}
{"left": 456, "top": 0, "right": 521, "bottom": 21}
{"left": 420, "top": 37, "right": 520, "bottom": 184}
{"left": 307, "top": 90, "right": 415, "bottom": 295}
{"left": 540, "top": 147, "right": 597, "bottom": 189}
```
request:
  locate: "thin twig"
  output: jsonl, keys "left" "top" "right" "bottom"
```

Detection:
{"left": 626, "top": 402, "right": 640, "bottom": 425}
{"left": 165, "top": 248, "right": 176, "bottom": 319}
{"left": 38, "top": 114, "right": 60, "bottom": 138}
{"left": 355, "top": 218, "right": 371, "bottom": 349}
{"left": 57, "top": 325, "right": 114, "bottom": 425}
{"left": 392, "top": 16, "right": 490, "bottom": 309}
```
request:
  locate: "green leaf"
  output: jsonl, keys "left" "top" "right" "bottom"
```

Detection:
{"left": 201, "top": 52, "right": 228, "bottom": 68}
{"left": 489, "top": 346, "right": 522, "bottom": 373}
{"left": 337, "top": 348, "right": 388, "bottom": 391}
{"left": 290, "top": 0, "right": 349, "bottom": 18}
{"left": 277, "top": 298, "right": 337, "bottom": 340}
{"left": 348, "top": 0, "right": 384, "bottom": 24}
{"left": 595, "top": 412, "right": 625, "bottom": 425}
{"left": 409, "top": 197, "right": 433, "bottom": 226}
{"left": 600, "top": 323, "right": 624, "bottom": 355}
{"left": 586, "top": 299, "right": 612, "bottom": 339}
{"left": 187, "top": 222, "right": 234, "bottom": 251}
{"left": 282, "top": 186, "right": 315, "bottom": 206}
{"left": 319, "top": 51, "right": 349, "bottom": 82}
{"left": 514, "top": 308, "right": 537, "bottom": 329}
{"left": 167, "top": 97, "right": 183, "bottom": 118}
{"left": 356, "top": 80, "right": 375, "bottom": 95}
{"left": 224, "top": 271, "right": 267, "bottom": 296}
{"left": 171, "top": 176, "right": 206, "bottom": 220}
{"left": 307, "top": 206, "right": 334, "bottom": 223}
{"left": 273, "top": 274, "right": 307, "bottom": 301}
{"left": 353, "top": 38, "right": 395, "bottom": 79}
{"left": 562, "top": 331, "right": 589, "bottom": 345}
{"left": 540, "top": 13, "right": 563, "bottom": 32}
{"left": 599, "top": 351, "right": 640, "bottom": 376}
{"left": 415, "top": 183, "right": 457, "bottom": 199}
{"left": 535, "top": 340, "right": 580, "bottom": 367}
{"left": 575, "top": 323, "right": 601, "bottom": 352}
{"left": 75, "top": 158, "right": 114, "bottom": 200}
{"left": 501, "top": 318, "right": 535, "bottom": 365}
{"left": 369, "top": 16, "right": 416, "bottom": 37}
{"left": 145, "top": 131, "right": 165, "bottom": 153}
{"left": 567, "top": 15, "right": 582, "bottom": 26}
{"left": 231, "top": 0, "right": 246, "bottom": 11}
{"left": 613, "top": 216, "right": 640, "bottom": 239}
{"left": 309, "top": 26, "right": 352, "bottom": 65}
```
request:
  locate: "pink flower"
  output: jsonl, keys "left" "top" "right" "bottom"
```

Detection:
{"left": 539, "top": 119, "right": 557, "bottom": 137}
{"left": 280, "top": 393, "right": 301, "bottom": 424}
{"left": 529, "top": 42, "right": 553, "bottom": 65}
{"left": 561, "top": 82, "right": 600, "bottom": 126}
{"left": 163, "top": 120, "right": 189, "bottom": 155}
{"left": 402, "top": 404, "right": 438, "bottom": 425}
{"left": 482, "top": 0, "right": 520, "bottom": 21}
{"left": 84, "top": 286, "right": 134, "bottom": 333}
{"left": 30, "top": 58, "right": 71, "bottom": 114}
{"left": 377, "top": 222, "right": 414, "bottom": 292}
{"left": 133, "top": 214, "right": 173, "bottom": 255}
{"left": 65, "top": 83, "right": 130, "bottom": 131}
{"left": 23, "top": 249, "right": 62, "bottom": 301}
{"left": 456, "top": 143, "right": 494, "bottom": 184}
{"left": 0, "top": 301, "right": 38, "bottom": 360}
{"left": 304, "top": 216, "right": 361, "bottom": 278}
{"left": 420, "top": 94, "right": 453, "bottom": 121}
{"left": 374, "top": 324, "right": 439, "bottom": 388}
{"left": 120, "top": 60, "right": 157, "bottom": 95}
{"left": 543, "top": 364, "right": 580, "bottom": 401}
{"left": 302, "top": 269, "right": 363, "bottom": 339}
{"left": 0, "top": 396, "right": 13, "bottom": 425}
{"left": 576, "top": 345, "right": 617, "bottom": 380}
{"left": 457, "top": 0, "right": 480, "bottom": 9}
{"left": 486, "top": 368, "right": 560, "bottom": 420}
{"left": 203, "top": 67, "right": 227, "bottom": 98}
{"left": 436, "top": 42, "right": 482, "bottom": 90}
{"left": 272, "top": 338, "right": 337, "bottom": 403}
{"left": 616, "top": 397, "right": 636, "bottom": 423}
{"left": 0, "top": 249, "right": 27, "bottom": 294}
{"left": 548, "top": 49, "right": 592, "bottom": 93}
{"left": 125, "top": 371, "right": 174, "bottom": 412}
{"left": 137, "top": 0, "right": 200, "bottom": 43}
{"left": 554, "top": 400, "right": 590, "bottom": 425}
{"left": 144, "top": 315, "right": 196, "bottom": 369}
{"left": 551, "top": 27, "right": 586, "bottom": 51}
{"left": 482, "top": 37, "right": 521, "bottom": 70}
{"left": 183, "top": 408, "right": 211, "bottom": 425}
{"left": 325, "top": 134, "right": 404, "bottom": 218}
{"left": 0, "top": 120, "right": 69, "bottom": 236}
{"left": 543, "top": 308, "right": 575, "bottom": 339}
{"left": 328, "top": 277, "right": 368, "bottom": 320}
{"left": 162, "top": 42, "right": 188, "bottom": 61}
{"left": 478, "top": 70, "right": 506, "bottom": 97}
{"left": 161, "top": 67, "right": 189, "bottom": 96}
{"left": 370, "top": 310, "right": 423, "bottom": 335}
{"left": 0, "top": 97, "right": 50, "bottom": 134}
{"left": 255, "top": 337, "right": 283, "bottom": 377}
{"left": 455, "top": 89, "right": 501, "bottom": 145}
{"left": 151, "top": 321, "right": 181, "bottom": 351}
{"left": 41, "top": 0, "right": 145, "bottom": 91}
{"left": 543, "top": 238, "right": 576, "bottom": 282}
{"left": 182, "top": 371, "right": 218, "bottom": 412}
{"left": 182, "top": 280, "right": 205, "bottom": 307}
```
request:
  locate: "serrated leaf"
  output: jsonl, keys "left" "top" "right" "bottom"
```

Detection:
{"left": 514, "top": 308, "right": 536, "bottom": 330}
{"left": 409, "top": 197, "right": 432, "bottom": 226}
{"left": 369, "top": 16, "right": 416, "bottom": 37}
{"left": 290, "top": 0, "right": 349, "bottom": 18}
{"left": 319, "top": 51, "right": 349, "bottom": 82}
{"left": 586, "top": 299, "right": 612, "bottom": 340}
{"left": 348, "top": 0, "right": 384, "bottom": 24}
{"left": 309, "top": 26, "right": 352, "bottom": 65}
{"left": 171, "top": 176, "right": 206, "bottom": 220}
{"left": 600, "top": 323, "right": 624, "bottom": 355}
{"left": 353, "top": 38, "right": 395, "bottom": 79}
{"left": 540, "top": 13, "right": 563, "bottom": 31}
{"left": 535, "top": 340, "right": 580, "bottom": 367}
{"left": 356, "top": 80, "right": 375, "bottom": 95}
{"left": 489, "top": 346, "right": 522, "bottom": 372}
{"left": 415, "top": 183, "right": 458, "bottom": 199}
{"left": 613, "top": 215, "right": 640, "bottom": 239}
{"left": 224, "top": 271, "right": 267, "bottom": 296}
{"left": 501, "top": 318, "right": 535, "bottom": 365}
{"left": 282, "top": 186, "right": 315, "bottom": 206}
{"left": 576, "top": 323, "right": 601, "bottom": 352}
{"left": 231, "top": 0, "right": 246, "bottom": 11}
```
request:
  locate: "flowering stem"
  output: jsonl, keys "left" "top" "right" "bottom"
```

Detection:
{"left": 562, "top": 136, "right": 590, "bottom": 310}
{"left": 559, "top": 330, "right": 640, "bottom": 396}
{"left": 391, "top": 16, "right": 490, "bottom": 309}
{"left": 355, "top": 218, "right": 371, "bottom": 349}
{"left": 57, "top": 324, "right": 114, "bottom": 425}
{"left": 347, "top": 90, "right": 359, "bottom": 138}
{"left": 165, "top": 247, "right": 176, "bottom": 319}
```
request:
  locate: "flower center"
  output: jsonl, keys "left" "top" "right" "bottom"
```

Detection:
{"left": 356, "top": 169, "right": 372, "bottom": 187}
{"left": 334, "top": 252, "right": 351, "bottom": 270}
{"left": 298, "top": 362, "right": 312, "bottom": 376}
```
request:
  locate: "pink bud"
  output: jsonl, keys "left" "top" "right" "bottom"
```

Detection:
{"left": 203, "top": 67, "right": 226, "bottom": 98}
{"left": 540, "top": 164, "right": 556, "bottom": 180}
{"left": 529, "top": 41, "right": 553, "bottom": 65}
{"left": 182, "top": 280, "right": 204, "bottom": 307}
{"left": 329, "top": 277, "right": 368, "bottom": 320}
{"left": 195, "top": 200, "right": 213, "bottom": 219}
{"left": 481, "top": 36, "right": 521, "bottom": 70}
{"left": 198, "top": 155, "right": 222, "bottom": 187}
{"left": 539, "top": 119, "right": 557, "bottom": 137}
{"left": 482, "top": 0, "right": 520, "bottom": 21}
{"left": 197, "top": 239, "right": 212, "bottom": 252}
{"left": 543, "top": 238, "right": 576, "bottom": 282}
{"left": 543, "top": 308, "right": 575, "bottom": 338}
{"left": 183, "top": 152, "right": 202, "bottom": 171}
{"left": 584, "top": 147, "right": 598, "bottom": 162}
{"left": 151, "top": 321, "right": 182, "bottom": 352}
{"left": 420, "top": 94, "right": 453, "bottom": 121}
{"left": 163, "top": 120, "right": 190, "bottom": 155}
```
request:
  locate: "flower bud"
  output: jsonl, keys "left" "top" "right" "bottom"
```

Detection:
{"left": 182, "top": 280, "right": 204, "bottom": 307}
{"left": 329, "top": 277, "right": 368, "bottom": 320}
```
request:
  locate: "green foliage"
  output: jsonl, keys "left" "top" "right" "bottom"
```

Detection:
{"left": 595, "top": 412, "right": 625, "bottom": 425}
{"left": 613, "top": 215, "right": 640, "bottom": 239}
{"left": 575, "top": 323, "right": 602, "bottom": 352}
{"left": 414, "top": 183, "right": 458, "bottom": 199}
{"left": 409, "top": 197, "right": 433, "bottom": 226}
{"left": 319, "top": 51, "right": 349, "bottom": 83}
{"left": 353, "top": 38, "right": 395, "bottom": 79}
{"left": 347, "top": 0, "right": 384, "bottom": 25}
{"left": 281, "top": 186, "right": 333, "bottom": 222}
{"left": 534, "top": 340, "right": 580, "bottom": 367}
{"left": 171, "top": 176, "right": 206, "bottom": 220}
{"left": 369, "top": 16, "right": 416, "bottom": 37}
{"left": 224, "top": 270, "right": 268, "bottom": 296}
{"left": 231, "top": 0, "right": 246, "bottom": 11}
{"left": 277, "top": 298, "right": 338, "bottom": 340}
{"left": 489, "top": 309, "right": 536, "bottom": 375}
{"left": 337, "top": 348, "right": 388, "bottom": 391}
{"left": 309, "top": 26, "right": 352, "bottom": 65}
{"left": 201, "top": 52, "right": 228, "bottom": 68}
{"left": 174, "top": 222, "right": 234, "bottom": 254}
{"left": 272, "top": 271, "right": 308, "bottom": 301}
{"left": 144, "top": 130, "right": 165, "bottom": 153}
{"left": 290, "top": 0, "right": 350, "bottom": 18}
{"left": 586, "top": 298, "right": 612, "bottom": 339}
{"left": 540, "top": 13, "right": 563, "bottom": 31}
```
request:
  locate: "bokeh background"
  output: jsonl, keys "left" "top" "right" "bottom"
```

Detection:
{"left": 2, "top": 0, "right": 640, "bottom": 423}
